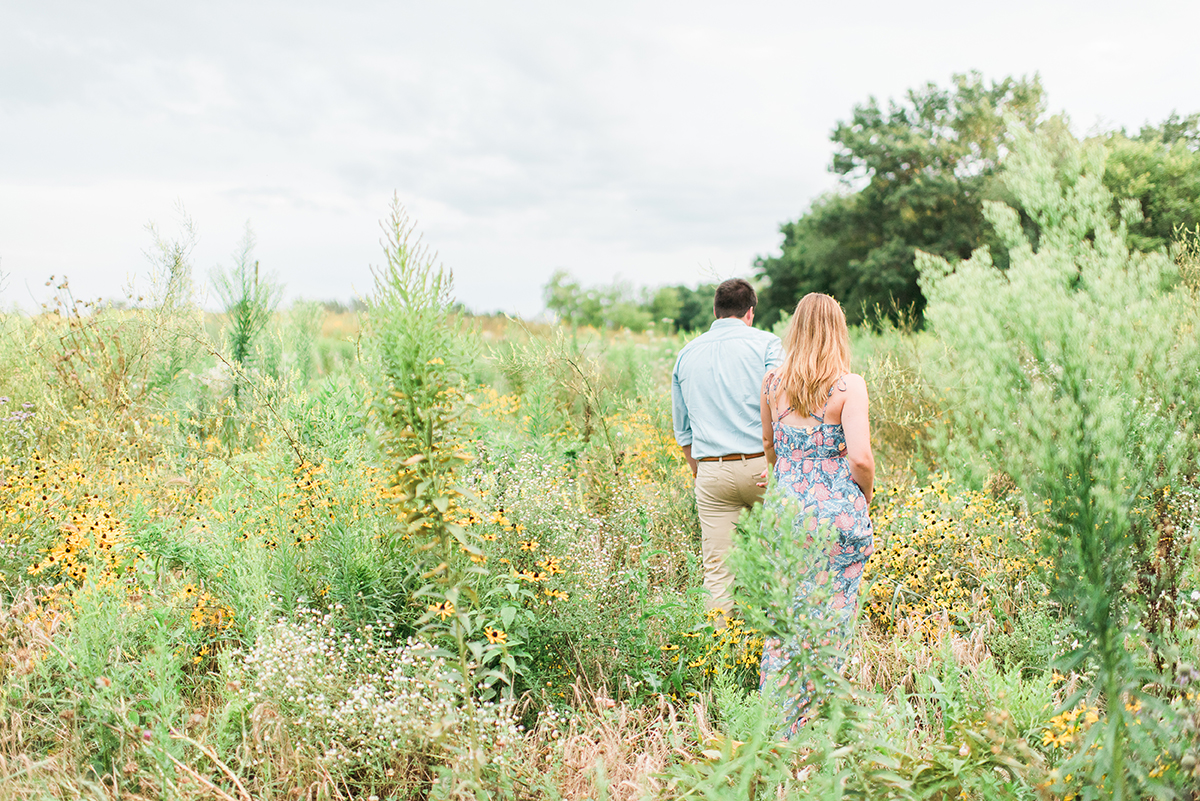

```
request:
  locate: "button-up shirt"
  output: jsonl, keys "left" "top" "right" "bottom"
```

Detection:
{"left": 671, "top": 318, "right": 783, "bottom": 459}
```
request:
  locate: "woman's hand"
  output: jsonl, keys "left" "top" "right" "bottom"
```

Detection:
{"left": 756, "top": 468, "right": 768, "bottom": 488}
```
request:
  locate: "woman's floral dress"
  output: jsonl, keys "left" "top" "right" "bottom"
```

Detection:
{"left": 759, "top": 374, "right": 874, "bottom": 739}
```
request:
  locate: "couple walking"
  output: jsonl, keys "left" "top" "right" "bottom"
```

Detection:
{"left": 671, "top": 279, "right": 875, "bottom": 738}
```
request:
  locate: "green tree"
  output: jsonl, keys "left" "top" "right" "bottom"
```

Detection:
{"left": 756, "top": 72, "right": 1045, "bottom": 327}
{"left": 543, "top": 269, "right": 600, "bottom": 327}
{"left": 643, "top": 283, "right": 717, "bottom": 332}
{"left": 542, "top": 272, "right": 718, "bottom": 332}
{"left": 1136, "top": 110, "right": 1200, "bottom": 149}
{"left": 670, "top": 283, "right": 717, "bottom": 332}
{"left": 1103, "top": 114, "right": 1200, "bottom": 251}
{"left": 542, "top": 270, "right": 652, "bottom": 331}
{"left": 646, "top": 285, "right": 682, "bottom": 330}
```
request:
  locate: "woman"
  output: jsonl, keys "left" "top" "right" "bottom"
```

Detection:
{"left": 758, "top": 292, "right": 874, "bottom": 738}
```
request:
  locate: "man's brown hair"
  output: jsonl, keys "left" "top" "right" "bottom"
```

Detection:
{"left": 713, "top": 278, "right": 757, "bottom": 318}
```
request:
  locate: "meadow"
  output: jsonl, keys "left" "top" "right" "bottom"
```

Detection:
{"left": 1, "top": 127, "right": 1199, "bottom": 801}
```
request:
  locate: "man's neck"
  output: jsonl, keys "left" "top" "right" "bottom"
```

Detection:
{"left": 716, "top": 310, "right": 754, "bottom": 327}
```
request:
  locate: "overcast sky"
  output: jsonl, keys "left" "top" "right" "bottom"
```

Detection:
{"left": 2, "top": 0, "right": 1197, "bottom": 316}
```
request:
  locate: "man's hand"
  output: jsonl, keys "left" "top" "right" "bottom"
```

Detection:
{"left": 681, "top": 444, "right": 698, "bottom": 478}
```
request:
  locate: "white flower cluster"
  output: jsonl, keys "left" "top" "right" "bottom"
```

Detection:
{"left": 243, "top": 609, "right": 520, "bottom": 780}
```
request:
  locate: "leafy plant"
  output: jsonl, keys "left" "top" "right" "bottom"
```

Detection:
{"left": 918, "top": 120, "right": 1200, "bottom": 799}
{"left": 865, "top": 472, "right": 1049, "bottom": 639}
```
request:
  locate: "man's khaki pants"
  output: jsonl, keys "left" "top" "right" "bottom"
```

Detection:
{"left": 694, "top": 455, "right": 768, "bottom": 619}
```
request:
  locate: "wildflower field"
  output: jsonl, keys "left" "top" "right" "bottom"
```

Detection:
{"left": 2, "top": 130, "right": 1200, "bottom": 801}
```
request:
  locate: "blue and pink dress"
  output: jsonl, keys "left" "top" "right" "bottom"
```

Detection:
{"left": 759, "top": 373, "right": 874, "bottom": 738}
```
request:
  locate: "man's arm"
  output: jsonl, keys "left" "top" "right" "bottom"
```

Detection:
{"left": 671, "top": 362, "right": 696, "bottom": 478}
{"left": 764, "top": 335, "right": 783, "bottom": 371}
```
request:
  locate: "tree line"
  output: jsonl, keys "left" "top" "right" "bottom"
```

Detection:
{"left": 544, "top": 72, "right": 1200, "bottom": 330}
{"left": 543, "top": 270, "right": 718, "bottom": 332}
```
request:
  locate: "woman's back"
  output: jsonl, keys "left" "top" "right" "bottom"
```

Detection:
{"left": 761, "top": 371, "right": 874, "bottom": 490}
{"left": 763, "top": 370, "right": 850, "bottom": 430}
{"left": 755, "top": 292, "right": 875, "bottom": 740}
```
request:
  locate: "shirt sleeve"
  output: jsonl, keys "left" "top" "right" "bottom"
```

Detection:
{"left": 764, "top": 335, "right": 783, "bottom": 371}
{"left": 671, "top": 363, "right": 692, "bottom": 447}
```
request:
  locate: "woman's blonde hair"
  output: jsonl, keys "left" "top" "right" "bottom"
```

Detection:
{"left": 777, "top": 293, "right": 851, "bottom": 417}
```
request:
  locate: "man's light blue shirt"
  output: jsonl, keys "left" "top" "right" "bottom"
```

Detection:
{"left": 671, "top": 318, "right": 783, "bottom": 459}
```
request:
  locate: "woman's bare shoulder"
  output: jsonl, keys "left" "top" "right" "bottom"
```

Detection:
{"left": 842, "top": 372, "right": 866, "bottom": 387}
{"left": 834, "top": 373, "right": 868, "bottom": 396}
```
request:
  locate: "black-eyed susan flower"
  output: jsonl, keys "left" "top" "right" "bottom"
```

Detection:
{"left": 429, "top": 600, "right": 455, "bottom": 620}
{"left": 535, "top": 557, "right": 564, "bottom": 575}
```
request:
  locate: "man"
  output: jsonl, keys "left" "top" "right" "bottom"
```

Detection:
{"left": 671, "top": 278, "right": 782, "bottom": 621}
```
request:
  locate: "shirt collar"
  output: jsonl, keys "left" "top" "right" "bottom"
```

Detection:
{"left": 709, "top": 318, "right": 748, "bottom": 331}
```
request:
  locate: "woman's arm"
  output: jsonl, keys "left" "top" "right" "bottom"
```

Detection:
{"left": 761, "top": 372, "right": 776, "bottom": 468}
{"left": 840, "top": 374, "right": 874, "bottom": 504}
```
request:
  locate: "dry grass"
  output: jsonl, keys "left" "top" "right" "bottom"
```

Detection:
{"left": 422, "top": 684, "right": 709, "bottom": 801}
{"left": 0, "top": 689, "right": 708, "bottom": 801}
{"left": 860, "top": 345, "right": 942, "bottom": 480}
{"left": 0, "top": 593, "right": 58, "bottom": 688}
{"left": 849, "top": 613, "right": 994, "bottom": 698}
{"left": 549, "top": 689, "right": 695, "bottom": 801}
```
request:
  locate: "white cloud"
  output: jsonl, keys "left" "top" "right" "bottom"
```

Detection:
{"left": 2, "top": 0, "right": 1198, "bottom": 315}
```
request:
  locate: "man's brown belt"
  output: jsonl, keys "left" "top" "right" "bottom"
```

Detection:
{"left": 697, "top": 452, "right": 765, "bottom": 462}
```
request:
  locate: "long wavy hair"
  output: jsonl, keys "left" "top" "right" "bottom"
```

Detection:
{"left": 777, "top": 293, "right": 851, "bottom": 417}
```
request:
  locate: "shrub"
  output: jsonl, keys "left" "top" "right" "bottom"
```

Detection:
{"left": 918, "top": 120, "right": 1200, "bottom": 798}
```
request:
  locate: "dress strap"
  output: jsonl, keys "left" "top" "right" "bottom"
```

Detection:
{"left": 771, "top": 373, "right": 848, "bottom": 423}
{"left": 764, "top": 371, "right": 797, "bottom": 422}
{"left": 811, "top": 375, "right": 849, "bottom": 423}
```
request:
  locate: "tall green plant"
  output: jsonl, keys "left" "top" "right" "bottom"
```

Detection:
{"left": 365, "top": 198, "right": 520, "bottom": 792}
{"left": 366, "top": 198, "right": 471, "bottom": 538}
{"left": 1175, "top": 223, "right": 1200, "bottom": 294}
{"left": 211, "top": 224, "right": 282, "bottom": 406}
{"left": 918, "top": 122, "right": 1200, "bottom": 799}
{"left": 284, "top": 300, "right": 326, "bottom": 387}
{"left": 143, "top": 214, "right": 205, "bottom": 397}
